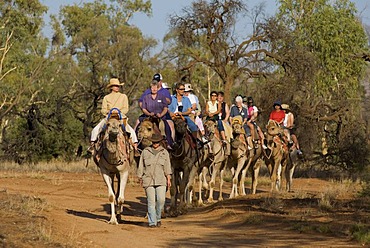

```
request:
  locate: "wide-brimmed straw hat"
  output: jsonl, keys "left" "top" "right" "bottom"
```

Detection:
{"left": 281, "top": 104, "right": 291, "bottom": 111}
{"left": 106, "top": 78, "right": 124, "bottom": 88}
{"left": 148, "top": 133, "right": 164, "bottom": 143}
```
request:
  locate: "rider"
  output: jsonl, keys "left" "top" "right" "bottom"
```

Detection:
{"left": 137, "top": 73, "right": 175, "bottom": 142}
{"left": 184, "top": 83, "right": 205, "bottom": 136}
{"left": 281, "top": 104, "right": 302, "bottom": 155}
{"left": 269, "top": 100, "right": 285, "bottom": 125}
{"left": 205, "top": 91, "right": 227, "bottom": 144}
{"left": 246, "top": 96, "right": 267, "bottom": 149}
{"left": 217, "top": 91, "right": 230, "bottom": 124}
{"left": 89, "top": 78, "right": 138, "bottom": 154}
{"left": 168, "top": 82, "right": 208, "bottom": 147}
{"left": 229, "top": 95, "right": 254, "bottom": 149}
{"left": 139, "top": 80, "right": 173, "bottom": 147}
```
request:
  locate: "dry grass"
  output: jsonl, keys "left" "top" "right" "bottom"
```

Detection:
{"left": 0, "top": 160, "right": 99, "bottom": 173}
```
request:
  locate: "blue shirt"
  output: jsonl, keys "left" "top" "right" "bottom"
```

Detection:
{"left": 139, "top": 88, "right": 172, "bottom": 104}
{"left": 230, "top": 105, "right": 249, "bottom": 121}
{"left": 168, "top": 95, "right": 192, "bottom": 115}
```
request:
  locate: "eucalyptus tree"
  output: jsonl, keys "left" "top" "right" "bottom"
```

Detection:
{"left": 167, "top": 0, "right": 276, "bottom": 103}
{"left": 266, "top": 0, "right": 369, "bottom": 171}
{"left": 56, "top": 0, "right": 155, "bottom": 139}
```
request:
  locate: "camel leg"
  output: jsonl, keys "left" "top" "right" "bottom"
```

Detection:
{"left": 276, "top": 163, "right": 282, "bottom": 190}
{"left": 219, "top": 168, "right": 224, "bottom": 201}
{"left": 101, "top": 173, "right": 118, "bottom": 225}
{"left": 117, "top": 169, "right": 129, "bottom": 209}
{"left": 251, "top": 160, "right": 261, "bottom": 194}
{"left": 240, "top": 157, "right": 252, "bottom": 196}
{"left": 270, "top": 159, "right": 281, "bottom": 192}
{"left": 207, "top": 161, "right": 221, "bottom": 203}
{"left": 198, "top": 170, "right": 204, "bottom": 206}
{"left": 169, "top": 171, "right": 179, "bottom": 217}
{"left": 230, "top": 156, "right": 245, "bottom": 198}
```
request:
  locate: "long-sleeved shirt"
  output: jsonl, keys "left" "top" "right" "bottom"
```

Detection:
{"left": 137, "top": 146, "right": 172, "bottom": 188}
{"left": 101, "top": 91, "right": 129, "bottom": 117}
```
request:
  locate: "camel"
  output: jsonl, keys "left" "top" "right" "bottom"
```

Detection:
{"left": 169, "top": 117, "right": 199, "bottom": 216}
{"left": 264, "top": 120, "right": 289, "bottom": 191}
{"left": 197, "top": 119, "right": 228, "bottom": 205}
{"left": 94, "top": 117, "right": 131, "bottom": 224}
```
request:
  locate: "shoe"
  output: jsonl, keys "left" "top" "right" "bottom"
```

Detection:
{"left": 196, "top": 140, "right": 203, "bottom": 149}
{"left": 157, "top": 221, "right": 161, "bottom": 227}
{"left": 262, "top": 144, "right": 268, "bottom": 149}
{"left": 297, "top": 149, "right": 303, "bottom": 155}
{"left": 87, "top": 142, "right": 95, "bottom": 154}
{"left": 221, "top": 140, "right": 227, "bottom": 146}
{"left": 201, "top": 136, "right": 209, "bottom": 143}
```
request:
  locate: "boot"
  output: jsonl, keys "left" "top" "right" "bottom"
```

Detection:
{"left": 191, "top": 132, "right": 203, "bottom": 149}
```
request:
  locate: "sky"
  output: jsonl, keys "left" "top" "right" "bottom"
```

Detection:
{"left": 41, "top": 0, "right": 370, "bottom": 47}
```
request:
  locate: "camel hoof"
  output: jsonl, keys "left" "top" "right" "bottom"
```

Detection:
{"left": 218, "top": 197, "right": 224, "bottom": 201}
{"left": 108, "top": 218, "right": 118, "bottom": 225}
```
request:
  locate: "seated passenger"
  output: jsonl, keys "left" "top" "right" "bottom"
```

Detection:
{"left": 139, "top": 80, "right": 173, "bottom": 147}
{"left": 168, "top": 82, "right": 207, "bottom": 146}
{"left": 205, "top": 91, "right": 227, "bottom": 144}
{"left": 89, "top": 78, "right": 138, "bottom": 155}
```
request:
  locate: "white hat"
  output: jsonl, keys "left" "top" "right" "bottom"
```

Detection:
{"left": 235, "top": 96, "right": 243, "bottom": 103}
{"left": 184, "top": 83, "right": 193, "bottom": 92}
{"left": 162, "top": 82, "right": 171, "bottom": 89}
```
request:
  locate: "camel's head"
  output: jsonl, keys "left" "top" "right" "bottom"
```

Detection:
{"left": 231, "top": 116, "right": 244, "bottom": 135}
{"left": 204, "top": 119, "right": 217, "bottom": 137}
{"left": 173, "top": 117, "right": 187, "bottom": 135}
{"left": 106, "top": 118, "right": 121, "bottom": 142}
{"left": 138, "top": 119, "right": 154, "bottom": 140}
{"left": 266, "top": 120, "right": 281, "bottom": 136}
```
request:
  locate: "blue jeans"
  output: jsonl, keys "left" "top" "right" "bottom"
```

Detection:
{"left": 184, "top": 116, "right": 198, "bottom": 132}
{"left": 243, "top": 124, "right": 251, "bottom": 136}
{"left": 145, "top": 185, "right": 166, "bottom": 226}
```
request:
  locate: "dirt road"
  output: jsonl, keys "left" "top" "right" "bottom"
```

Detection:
{"left": 0, "top": 170, "right": 367, "bottom": 247}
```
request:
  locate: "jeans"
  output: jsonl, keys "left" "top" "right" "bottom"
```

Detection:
{"left": 145, "top": 185, "right": 166, "bottom": 226}
{"left": 184, "top": 116, "right": 198, "bottom": 132}
{"left": 243, "top": 124, "right": 251, "bottom": 136}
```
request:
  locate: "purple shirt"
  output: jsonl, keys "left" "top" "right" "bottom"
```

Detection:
{"left": 139, "top": 87, "right": 172, "bottom": 104}
{"left": 142, "top": 93, "right": 168, "bottom": 114}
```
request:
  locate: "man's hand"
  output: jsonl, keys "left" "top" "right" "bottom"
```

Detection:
{"left": 150, "top": 112, "right": 155, "bottom": 117}
{"left": 156, "top": 113, "right": 162, "bottom": 118}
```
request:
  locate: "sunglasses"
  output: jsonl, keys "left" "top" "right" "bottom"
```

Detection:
{"left": 211, "top": 94, "right": 217, "bottom": 97}
{"left": 178, "top": 88, "right": 185, "bottom": 90}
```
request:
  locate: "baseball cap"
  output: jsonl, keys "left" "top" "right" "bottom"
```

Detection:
{"left": 153, "top": 73, "right": 163, "bottom": 82}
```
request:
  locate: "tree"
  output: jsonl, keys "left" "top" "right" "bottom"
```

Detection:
{"left": 168, "top": 0, "right": 276, "bottom": 103}
{"left": 264, "top": 0, "right": 370, "bottom": 172}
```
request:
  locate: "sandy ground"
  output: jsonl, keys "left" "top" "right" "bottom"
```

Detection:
{"left": 0, "top": 170, "right": 368, "bottom": 247}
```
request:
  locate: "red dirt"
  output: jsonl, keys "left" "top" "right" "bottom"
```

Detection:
{"left": 0, "top": 170, "right": 368, "bottom": 247}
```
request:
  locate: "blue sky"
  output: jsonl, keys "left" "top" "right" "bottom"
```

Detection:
{"left": 41, "top": 0, "right": 369, "bottom": 45}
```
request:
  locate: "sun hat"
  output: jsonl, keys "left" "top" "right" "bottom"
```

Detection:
{"left": 106, "top": 78, "right": 124, "bottom": 88}
{"left": 281, "top": 104, "right": 290, "bottom": 111}
{"left": 184, "top": 83, "right": 193, "bottom": 92}
{"left": 148, "top": 133, "right": 164, "bottom": 143}
{"left": 273, "top": 100, "right": 282, "bottom": 107}
{"left": 162, "top": 82, "right": 171, "bottom": 89}
{"left": 153, "top": 73, "right": 163, "bottom": 82}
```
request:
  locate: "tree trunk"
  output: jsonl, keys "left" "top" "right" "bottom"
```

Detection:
{"left": 224, "top": 78, "right": 234, "bottom": 105}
